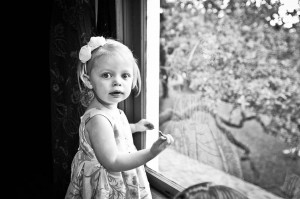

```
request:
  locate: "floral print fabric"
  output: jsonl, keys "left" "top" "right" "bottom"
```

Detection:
{"left": 65, "top": 108, "right": 152, "bottom": 199}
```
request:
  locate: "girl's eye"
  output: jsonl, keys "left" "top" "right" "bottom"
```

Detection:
{"left": 102, "top": 73, "right": 112, "bottom": 78}
{"left": 122, "top": 73, "right": 131, "bottom": 79}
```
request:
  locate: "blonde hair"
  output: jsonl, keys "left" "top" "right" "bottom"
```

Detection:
{"left": 77, "top": 38, "right": 141, "bottom": 107}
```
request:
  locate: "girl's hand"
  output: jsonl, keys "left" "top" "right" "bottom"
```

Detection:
{"left": 134, "top": 119, "right": 154, "bottom": 132}
{"left": 150, "top": 132, "right": 174, "bottom": 156}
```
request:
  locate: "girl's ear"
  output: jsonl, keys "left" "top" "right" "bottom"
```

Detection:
{"left": 82, "top": 74, "right": 93, "bottom": 89}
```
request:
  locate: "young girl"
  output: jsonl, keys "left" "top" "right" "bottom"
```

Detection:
{"left": 65, "top": 36, "right": 174, "bottom": 199}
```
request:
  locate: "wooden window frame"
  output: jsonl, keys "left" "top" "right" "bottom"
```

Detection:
{"left": 115, "top": 0, "right": 184, "bottom": 197}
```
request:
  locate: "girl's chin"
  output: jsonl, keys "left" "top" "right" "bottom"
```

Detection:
{"left": 107, "top": 97, "right": 126, "bottom": 104}
{"left": 95, "top": 94, "right": 129, "bottom": 106}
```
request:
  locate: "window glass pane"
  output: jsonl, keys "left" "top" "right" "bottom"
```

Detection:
{"left": 147, "top": 1, "right": 300, "bottom": 198}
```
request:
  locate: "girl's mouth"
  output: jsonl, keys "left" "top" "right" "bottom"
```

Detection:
{"left": 109, "top": 91, "right": 124, "bottom": 97}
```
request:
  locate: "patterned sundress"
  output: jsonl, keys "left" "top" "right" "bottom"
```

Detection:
{"left": 65, "top": 107, "right": 152, "bottom": 199}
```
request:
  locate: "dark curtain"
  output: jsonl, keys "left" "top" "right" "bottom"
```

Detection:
{"left": 49, "top": 0, "right": 116, "bottom": 198}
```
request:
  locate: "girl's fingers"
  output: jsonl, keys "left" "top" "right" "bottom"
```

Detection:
{"left": 157, "top": 131, "right": 174, "bottom": 147}
{"left": 165, "top": 134, "right": 173, "bottom": 144}
{"left": 169, "top": 134, "right": 174, "bottom": 144}
{"left": 159, "top": 135, "right": 167, "bottom": 141}
{"left": 159, "top": 133, "right": 173, "bottom": 145}
{"left": 159, "top": 130, "right": 168, "bottom": 138}
{"left": 144, "top": 123, "right": 154, "bottom": 130}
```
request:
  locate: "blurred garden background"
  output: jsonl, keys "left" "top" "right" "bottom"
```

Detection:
{"left": 158, "top": 0, "right": 300, "bottom": 198}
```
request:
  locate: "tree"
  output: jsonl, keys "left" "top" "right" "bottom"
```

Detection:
{"left": 160, "top": 0, "right": 300, "bottom": 158}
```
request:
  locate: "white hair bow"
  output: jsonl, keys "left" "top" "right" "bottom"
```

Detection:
{"left": 79, "top": 36, "right": 106, "bottom": 63}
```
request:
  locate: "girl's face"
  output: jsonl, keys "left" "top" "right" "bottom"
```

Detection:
{"left": 89, "top": 55, "right": 134, "bottom": 107}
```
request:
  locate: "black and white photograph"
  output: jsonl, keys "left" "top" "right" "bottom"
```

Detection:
{"left": 48, "top": 0, "right": 299, "bottom": 198}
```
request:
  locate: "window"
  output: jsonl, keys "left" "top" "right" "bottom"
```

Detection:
{"left": 116, "top": 0, "right": 300, "bottom": 198}
{"left": 115, "top": 0, "right": 184, "bottom": 197}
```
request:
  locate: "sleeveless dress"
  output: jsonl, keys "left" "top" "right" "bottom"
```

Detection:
{"left": 65, "top": 108, "right": 152, "bottom": 199}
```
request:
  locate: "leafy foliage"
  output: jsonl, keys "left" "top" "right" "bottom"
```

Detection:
{"left": 161, "top": 0, "right": 300, "bottom": 147}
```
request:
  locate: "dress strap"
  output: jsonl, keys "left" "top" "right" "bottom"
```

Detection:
{"left": 83, "top": 107, "right": 114, "bottom": 127}
{"left": 78, "top": 108, "right": 115, "bottom": 155}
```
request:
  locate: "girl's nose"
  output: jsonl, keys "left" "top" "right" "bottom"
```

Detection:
{"left": 113, "top": 77, "right": 122, "bottom": 86}
{"left": 113, "top": 82, "right": 121, "bottom": 86}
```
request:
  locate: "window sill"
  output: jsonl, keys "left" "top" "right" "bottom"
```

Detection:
{"left": 147, "top": 148, "right": 283, "bottom": 199}
{"left": 145, "top": 166, "right": 184, "bottom": 198}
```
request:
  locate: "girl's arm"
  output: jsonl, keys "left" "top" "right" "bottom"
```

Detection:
{"left": 130, "top": 119, "right": 154, "bottom": 133}
{"left": 129, "top": 123, "right": 137, "bottom": 133}
{"left": 87, "top": 115, "right": 172, "bottom": 172}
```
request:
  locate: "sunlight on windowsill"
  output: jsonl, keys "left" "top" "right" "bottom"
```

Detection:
{"left": 158, "top": 147, "right": 283, "bottom": 199}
